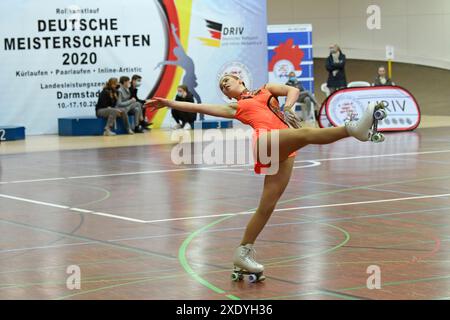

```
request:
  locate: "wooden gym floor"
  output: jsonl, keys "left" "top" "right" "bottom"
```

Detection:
{"left": 1, "top": 124, "right": 450, "bottom": 300}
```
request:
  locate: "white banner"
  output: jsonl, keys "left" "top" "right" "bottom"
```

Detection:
{"left": 320, "top": 86, "right": 421, "bottom": 132}
{"left": 0, "top": 0, "right": 169, "bottom": 135}
{"left": 0, "top": 0, "right": 268, "bottom": 134}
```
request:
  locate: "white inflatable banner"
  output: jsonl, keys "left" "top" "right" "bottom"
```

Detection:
{"left": 319, "top": 86, "right": 421, "bottom": 131}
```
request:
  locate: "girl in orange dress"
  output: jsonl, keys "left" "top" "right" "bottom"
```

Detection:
{"left": 149, "top": 75, "right": 383, "bottom": 281}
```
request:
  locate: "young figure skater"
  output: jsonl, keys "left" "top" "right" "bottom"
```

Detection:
{"left": 149, "top": 75, "right": 385, "bottom": 281}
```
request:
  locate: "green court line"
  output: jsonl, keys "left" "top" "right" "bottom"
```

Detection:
{"left": 260, "top": 274, "right": 450, "bottom": 300}
{"left": 258, "top": 209, "right": 443, "bottom": 264}
{"left": 271, "top": 259, "right": 410, "bottom": 270}
{"left": 4, "top": 252, "right": 447, "bottom": 298}
{"left": 269, "top": 235, "right": 450, "bottom": 266}
{"left": 0, "top": 219, "right": 177, "bottom": 262}
{"left": 0, "top": 227, "right": 397, "bottom": 293}
{"left": 3, "top": 190, "right": 443, "bottom": 277}
{"left": 0, "top": 268, "right": 181, "bottom": 290}
{"left": 178, "top": 216, "right": 240, "bottom": 300}
{"left": 260, "top": 290, "right": 361, "bottom": 300}
{"left": 0, "top": 259, "right": 411, "bottom": 291}
{"left": 54, "top": 268, "right": 234, "bottom": 300}
{"left": 265, "top": 223, "right": 350, "bottom": 266}
{"left": 8, "top": 257, "right": 450, "bottom": 292}
{"left": 0, "top": 256, "right": 149, "bottom": 275}
{"left": 5, "top": 171, "right": 450, "bottom": 299}
{"left": 3, "top": 203, "right": 442, "bottom": 297}
{"left": 315, "top": 290, "right": 362, "bottom": 300}
{"left": 53, "top": 273, "right": 192, "bottom": 300}
{"left": 177, "top": 197, "right": 353, "bottom": 299}
{"left": 375, "top": 216, "right": 447, "bottom": 227}
{"left": 19, "top": 253, "right": 450, "bottom": 300}
{"left": 271, "top": 174, "right": 450, "bottom": 207}
{"left": 260, "top": 291, "right": 319, "bottom": 300}
{"left": 11, "top": 235, "right": 442, "bottom": 290}
{"left": 177, "top": 174, "right": 450, "bottom": 300}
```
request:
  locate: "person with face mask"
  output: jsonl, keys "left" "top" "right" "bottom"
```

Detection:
{"left": 285, "top": 71, "right": 320, "bottom": 121}
{"left": 130, "top": 75, "right": 152, "bottom": 129}
{"left": 326, "top": 44, "right": 347, "bottom": 93}
{"left": 373, "top": 66, "right": 394, "bottom": 86}
{"left": 116, "top": 76, "right": 144, "bottom": 133}
{"left": 172, "top": 85, "right": 196, "bottom": 129}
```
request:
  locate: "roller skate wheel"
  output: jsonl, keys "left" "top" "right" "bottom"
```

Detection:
{"left": 374, "top": 109, "right": 387, "bottom": 121}
{"left": 371, "top": 133, "right": 385, "bottom": 143}
{"left": 248, "top": 274, "right": 258, "bottom": 283}
{"left": 231, "top": 272, "right": 241, "bottom": 282}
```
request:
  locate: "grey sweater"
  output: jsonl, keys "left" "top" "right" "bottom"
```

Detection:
{"left": 116, "top": 85, "right": 134, "bottom": 108}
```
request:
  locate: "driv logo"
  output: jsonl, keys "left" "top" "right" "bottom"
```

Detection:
{"left": 197, "top": 19, "right": 246, "bottom": 47}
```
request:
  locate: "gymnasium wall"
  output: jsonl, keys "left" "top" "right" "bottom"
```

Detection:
{"left": 267, "top": 0, "right": 450, "bottom": 70}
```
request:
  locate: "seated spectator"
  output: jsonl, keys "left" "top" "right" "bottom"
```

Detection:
{"left": 117, "top": 76, "right": 144, "bottom": 133}
{"left": 373, "top": 66, "right": 394, "bottom": 86}
{"left": 285, "top": 71, "right": 319, "bottom": 112}
{"left": 129, "top": 74, "right": 152, "bottom": 129}
{"left": 96, "top": 78, "right": 133, "bottom": 136}
{"left": 172, "top": 85, "right": 196, "bottom": 130}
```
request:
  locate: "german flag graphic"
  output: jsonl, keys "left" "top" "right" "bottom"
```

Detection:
{"left": 198, "top": 19, "right": 222, "bottom": 47}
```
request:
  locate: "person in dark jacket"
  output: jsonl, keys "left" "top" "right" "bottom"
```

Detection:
{"left": 172, "top": 85, "right": 196, "bottom": 129}
{"left": 130, "top": 74, "right": 152, "bottom": 129}
{"left": 326, "top": 44, "right": 347, "bottom": 93}
{"left": 96, "top": 78, "right": 132, "bottom": 136}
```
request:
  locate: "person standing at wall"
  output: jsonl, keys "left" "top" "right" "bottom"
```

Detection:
{"left": 326, "top": 44, "right": 347, "bottom": 93}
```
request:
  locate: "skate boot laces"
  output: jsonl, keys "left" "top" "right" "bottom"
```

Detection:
{"left": 240, "top": 246, "right": 260, "bottom": 266}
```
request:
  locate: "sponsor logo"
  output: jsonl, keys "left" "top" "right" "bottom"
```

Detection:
{"left": 197, "top": 19, "right": 222, "bottom": 47}
{"left": 197, "top": 19, "right": 247, "bottom": 48}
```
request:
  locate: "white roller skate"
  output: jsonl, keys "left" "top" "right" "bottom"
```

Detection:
{"left": 231, "top": 244, "right": 266, "bottom": 283}
{"left": 345, "top": 102, "right": 387, "bottom": 143}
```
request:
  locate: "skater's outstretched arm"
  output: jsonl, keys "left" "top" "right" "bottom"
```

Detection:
{"left": 149, "top": 97, "right": 236, "bottom": 119}
{"left": 265, "top": 83, "right": 300, "bottom": 111}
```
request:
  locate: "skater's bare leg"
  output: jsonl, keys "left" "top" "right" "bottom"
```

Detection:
{"left": 258, "top": 126, "right": 349, "bottom": 164}
{"left": 233, "top": 157, "right": 294, "bottom": 274}
{"left": 240, "top": 157, "right": 295, "bottom": 245}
